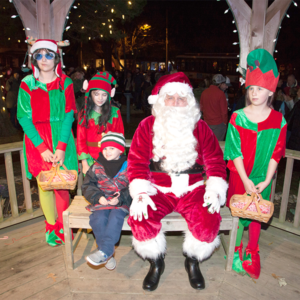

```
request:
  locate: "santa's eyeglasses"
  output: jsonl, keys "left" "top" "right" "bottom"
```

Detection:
{"left": 33, "top": 52, "right": 55, "bottom": 61}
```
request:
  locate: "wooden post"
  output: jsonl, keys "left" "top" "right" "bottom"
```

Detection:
{"left": 20, "top": 150, "right": 33, "bottom": 213}
{"left": 36, "top": 0, "right": 51, "bottom": 39}
{"left": 4, "top": 152, "right": 19, "bottom": 218}
{"left": 279, "top": 158, "right": 294, "bottom": 223}
{"left": 293, "top": 182, "right": 300, "bottom": 228}
{"left": 0, "top": 197, "right": 3, "bottom": 222}
{"left": 270, "top": 171, "right": 278, "bottom": 203}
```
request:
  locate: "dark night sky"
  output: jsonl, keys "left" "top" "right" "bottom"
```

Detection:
{"left": 140, "top": 0, "right": 300, "bottom": 76}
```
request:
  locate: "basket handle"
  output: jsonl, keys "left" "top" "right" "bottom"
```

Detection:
{"left": 55, "top": 164, "right": 67, "bottom": 185}
{"left": 252, "top": 193, "right": 262, "bottom": 215}
{"left": 241, "top": 193, "right": 253, "bottom": 211}
{"left": 46, "top": 166, "right": 58, "bottom": 185}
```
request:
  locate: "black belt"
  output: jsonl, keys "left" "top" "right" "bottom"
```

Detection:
{"left": 149, "top": 160, "right": 205, "bottom": 175}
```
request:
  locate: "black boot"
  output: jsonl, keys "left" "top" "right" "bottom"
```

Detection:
{"left": 143, "top": 256, "right": 165, "bottom": 291}
{"left": 185, "top": 256, "right": 205, "bottom": 290}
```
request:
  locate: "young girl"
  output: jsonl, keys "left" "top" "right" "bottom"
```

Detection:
{"left": 224, "top": 49, "right": 287, "bottom": 279}
{"left": 77, "top": 72, "right": 124, "bottom": 175}
{"left": 17, "top": 39, "right": 78, "bottom": 246}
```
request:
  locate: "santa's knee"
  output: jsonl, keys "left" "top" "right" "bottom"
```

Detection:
{"left": 183, "top": 229, "right": 220, "bottom": 262}
{"left": 132, "top": 229, "right": 166, "bottom": 260}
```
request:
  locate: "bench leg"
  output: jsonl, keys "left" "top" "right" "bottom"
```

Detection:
{"left": 225, "top": 216, "right": 239, "bottom": 271}
{"left": 63, "top": 211, "right": 74, "bottom": 270}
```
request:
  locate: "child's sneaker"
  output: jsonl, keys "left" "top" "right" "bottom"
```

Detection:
{"left": 85, "top": 250, "right": 110, "bottom": 266}
{"left": 105, "top": 257, "right": 116, "bottom": 270}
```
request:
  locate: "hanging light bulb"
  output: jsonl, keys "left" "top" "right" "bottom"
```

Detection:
{"left": 232, "top": 20, "right": 235, "bottom": 24}
{"left": 286, "top": 14, "right": 290, "bottom": 18}
{"left": 66, "top": 26, "right": 71, "bottom": 30}
{"left": 11, "top": 15, "right": 18, "bottom": 18}
{"left": 293, "top": 1, "right": 298, "bottom": 7}
{"left": 233, "top": 42, "right": 239, "bottom": 45}
{"left": 224, "top": 9, "right": 229, "bottom": 14}
{"left": 233, "top": 30, "right": 237, "bottom": 33}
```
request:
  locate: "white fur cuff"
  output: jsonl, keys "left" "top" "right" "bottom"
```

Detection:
{"left": 129, "top": 179, "right": 157, "bottom": 199}
{"left": 132, "top": 230, "right": 166, "bottom": 260}
{"left": 183, "top": 230, "right": 220, "bottom": 262}
{"left": 205, "top": 176, "right": 228, "bottom": 206}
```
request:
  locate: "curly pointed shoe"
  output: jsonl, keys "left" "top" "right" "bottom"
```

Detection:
{"left": 242, "top": 245, "right": 261, "bottom": 279}
{"left": 143, "top": 256, "right": 165, "bottom": 292}
{"left": 185, "top": 256, "right": 205, "bottom": 290}
{"left": 232, "top": 242, "right": 246, "bottom": 276}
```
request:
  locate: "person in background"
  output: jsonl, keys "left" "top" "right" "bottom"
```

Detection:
{"left": 283, "top": 74, "right": 299, "bottom": 96}
{"left": 133, "top": 68, "right": 144, "bottom": 110}
{"left": 5, "top": 69, "right": 21, "bottom": 128}
{"left": 200, "top": 74, "right": 228, "bottom": 141}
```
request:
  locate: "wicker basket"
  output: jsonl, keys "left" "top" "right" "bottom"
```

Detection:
{"left": 229, "top": 192, "right": 274, "bottom": 223}
{"left": 37, "top": 164, "right": 78, "bottom": 191}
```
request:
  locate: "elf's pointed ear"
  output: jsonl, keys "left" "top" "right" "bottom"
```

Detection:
{"left": 83, "top": 80, "right": 89, "bottom": 91}
{"left": 111, "top": 87, "right": 116, "bottom": 98}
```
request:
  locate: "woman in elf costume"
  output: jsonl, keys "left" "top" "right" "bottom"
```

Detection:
{"left": 77, "top": 72, "right": 124, "bottom": 175}
{"left": 224, "top": 49, "right": 287, "bottom": 279}
{"left": 17, "top": 39, "right": 78, "bottom": 247}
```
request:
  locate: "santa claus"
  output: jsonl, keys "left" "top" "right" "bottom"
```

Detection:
{"left": 127, "top": 72, "right": 228, "bottom": 291}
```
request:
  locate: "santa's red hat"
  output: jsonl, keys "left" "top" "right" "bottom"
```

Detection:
{"left": 148, "top": 72, "right": 193, "bottom": 104}
{"left": 29, "top": 39, "right": 62, "bottom": 79}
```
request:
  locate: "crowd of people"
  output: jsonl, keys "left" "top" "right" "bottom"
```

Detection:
{"left": 0, "top": 38, "right": 298, "bottom": 292}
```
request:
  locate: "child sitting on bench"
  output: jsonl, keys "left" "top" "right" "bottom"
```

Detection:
{"left": 82, "top": 132, "right": 132, "bottom": 270}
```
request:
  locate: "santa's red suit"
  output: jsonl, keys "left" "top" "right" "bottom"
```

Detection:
{"left": 127, "top": 115, "right": 227, "bottom": 261}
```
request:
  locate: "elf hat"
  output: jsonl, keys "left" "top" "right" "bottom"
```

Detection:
{"left": 27, "top": 38, "right": 65, "bottom": 79}
{"left": 100, "top": 132, "right": 125, "bottom": 153}
{"left": 245, "top": 48, "right": 279, "bottom": 92}
{"left": 148, "top": 72, "right": 193, "bottom": 105}
{"left": 81, "top": 71, "right": 117, "bottom": 124}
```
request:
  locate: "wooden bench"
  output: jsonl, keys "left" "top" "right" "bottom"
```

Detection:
{"left": 63, "top": 196, "right": 239, "bottom": 270}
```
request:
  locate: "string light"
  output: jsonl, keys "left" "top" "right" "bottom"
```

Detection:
{"left": 66, "top": 26, "right": 70, "bottom": 30}
{"left": 26, "top": 28, "right": 30, "bottom": 30}
{"left": 232, "top": 20, "right": 235, "bottom": 24}
{"left": 8, "top": 37, "right": 10, "bottom": 40}
{"left": 128, "top": 1, "right": 132, "bottom": 5}
{"left": 3, "top": 107, "right": 5, "bottom": 112}
{"left": 81, "top": 26, "right": 84, "bottom": 29}
{"left": 224, "top": 9, "right": 229, "bottom": 14}
{"left": 237, "top": 55, "right": 239, "bottom": 57}
{"left": 293, "top": 1, "right": 298, "bottom": 7}
{"left": 66, "top": 16, "right": 69, "bottom": 19}
{"left": 109, "top": 25, "right": 112, "bottom": 28}
{"left": 233, "top": 42, "right": 239, "bottom": 45}
{"left": 233, "top": 30, "right": 237, "bottom": 33}
{"left": 95, "top": 10, "right": 97, "bottom": 13}
{"left": 110, "top": 30, "right": 112, "bottom": 34}
{"left": 101, "top": 34, "right": 103, "bottom": 37}
{"left": 102, "top": 23, "right": 106, "bottom": 25}
{"left": 286, "top": 14, "right": 290, "bottom": 18}
{"left": 73, "top": 6, "right": 77, "bottom": 9}
{"left": 89, "top": 37, "right": 91, "bottom": 40}
{"left": 122, "top": 15, "right": 125, "bottom": 19}
{"left": 11, "top": 15, "right": 18, "bottom": 18}
{"left": 111, "top": 8, "right": 114, "bottom": 13}
{"left": 79, "top": 15, "right": 81, "bottom": 18}
{"left": 275, "top": 50, "right": 278, "bottom": 52}
{"left": 273, "top": 38, "right": 277, "bottom": 42}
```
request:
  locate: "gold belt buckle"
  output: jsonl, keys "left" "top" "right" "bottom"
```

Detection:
{"left": 98, "top": 141, "right": 101, "bottom": 147}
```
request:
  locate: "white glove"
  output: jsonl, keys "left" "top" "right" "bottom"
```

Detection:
{"left": 130, "top": 193, "right": 157, "bottom": 221}
{"left": 203, "top": 190, "right": 220, "bottom": 214}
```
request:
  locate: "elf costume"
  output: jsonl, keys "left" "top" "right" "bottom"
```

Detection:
{"left": 77, "top": 72, "right": 124, "bottom": 166}
{"left": 17, "top": 39, "right": 78, "bottom": 247}
{"left": 224, "top": 49, "right": 287, "bottom": 279}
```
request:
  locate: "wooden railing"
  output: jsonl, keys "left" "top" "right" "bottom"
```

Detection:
{"left": 1, "top": 141, "right": 300, "bottom": 235}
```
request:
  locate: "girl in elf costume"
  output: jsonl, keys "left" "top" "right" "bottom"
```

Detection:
{"left": 17, "top": 39, "right": 78, "bottom": 247}
{"left": 224, "top": 49, "right": 287, "bottom": 279}
{"left": 77, "top": 72, "right": 124, "bottom": 175}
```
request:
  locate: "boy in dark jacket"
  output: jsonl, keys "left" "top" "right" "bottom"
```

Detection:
{"left": 82, "top": 132, "right": 132, "bottom": 270}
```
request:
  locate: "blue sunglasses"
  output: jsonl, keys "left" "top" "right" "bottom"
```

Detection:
{"left": 33, "top": 52, "right": 55, "bottom": 61}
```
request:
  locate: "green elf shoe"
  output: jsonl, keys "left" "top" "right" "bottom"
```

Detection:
{"left": 232, "top": 241, "right": 246, "bottom": 275}
{"left": 45, "top": 221, "right": 64, "bottom": 247}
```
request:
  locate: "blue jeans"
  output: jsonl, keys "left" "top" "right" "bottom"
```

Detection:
{"left": 89, "top": 209, "right": 127, "bottom": 257}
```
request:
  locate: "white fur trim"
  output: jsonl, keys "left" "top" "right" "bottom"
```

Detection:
{"left": 30, "top": 40, "right": 57, "bottom": 54}
{"left": 148, "top": 94, "right": 158, "bottom": 105}
{"left": 159, "top": 82, "right": 193, "bottom": 97}
{"left": 129, "top": 179, "right": 157, "bottom": 199}
{"left": 205, "top": 176, "right": 228, "bottom": 206}
{"left": 183, "top": 230, "right": 220, "bottom": 262}
{"left": 153, "top": 175, "right": 204, "bottom": 198}
{"left": 132, "top": 230, "right": 166, "bottom": 259}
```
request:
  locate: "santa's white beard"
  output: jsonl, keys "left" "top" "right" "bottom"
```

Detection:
{"left": 152, "top": 105, "right": 200, "bottom": 173}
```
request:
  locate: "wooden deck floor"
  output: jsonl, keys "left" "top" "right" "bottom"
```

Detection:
{"left": 1, "top": 217, "right": 300, "bottom": 300}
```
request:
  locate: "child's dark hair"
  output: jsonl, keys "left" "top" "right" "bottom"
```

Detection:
{"left": 80, "top": 90, "right": 111, "bottom": 131}
{"left": 245, "top": 88, "right": 275, "bottom": 107}
{"left": 31, "top": 48, "right": 63, "bottom": 91}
